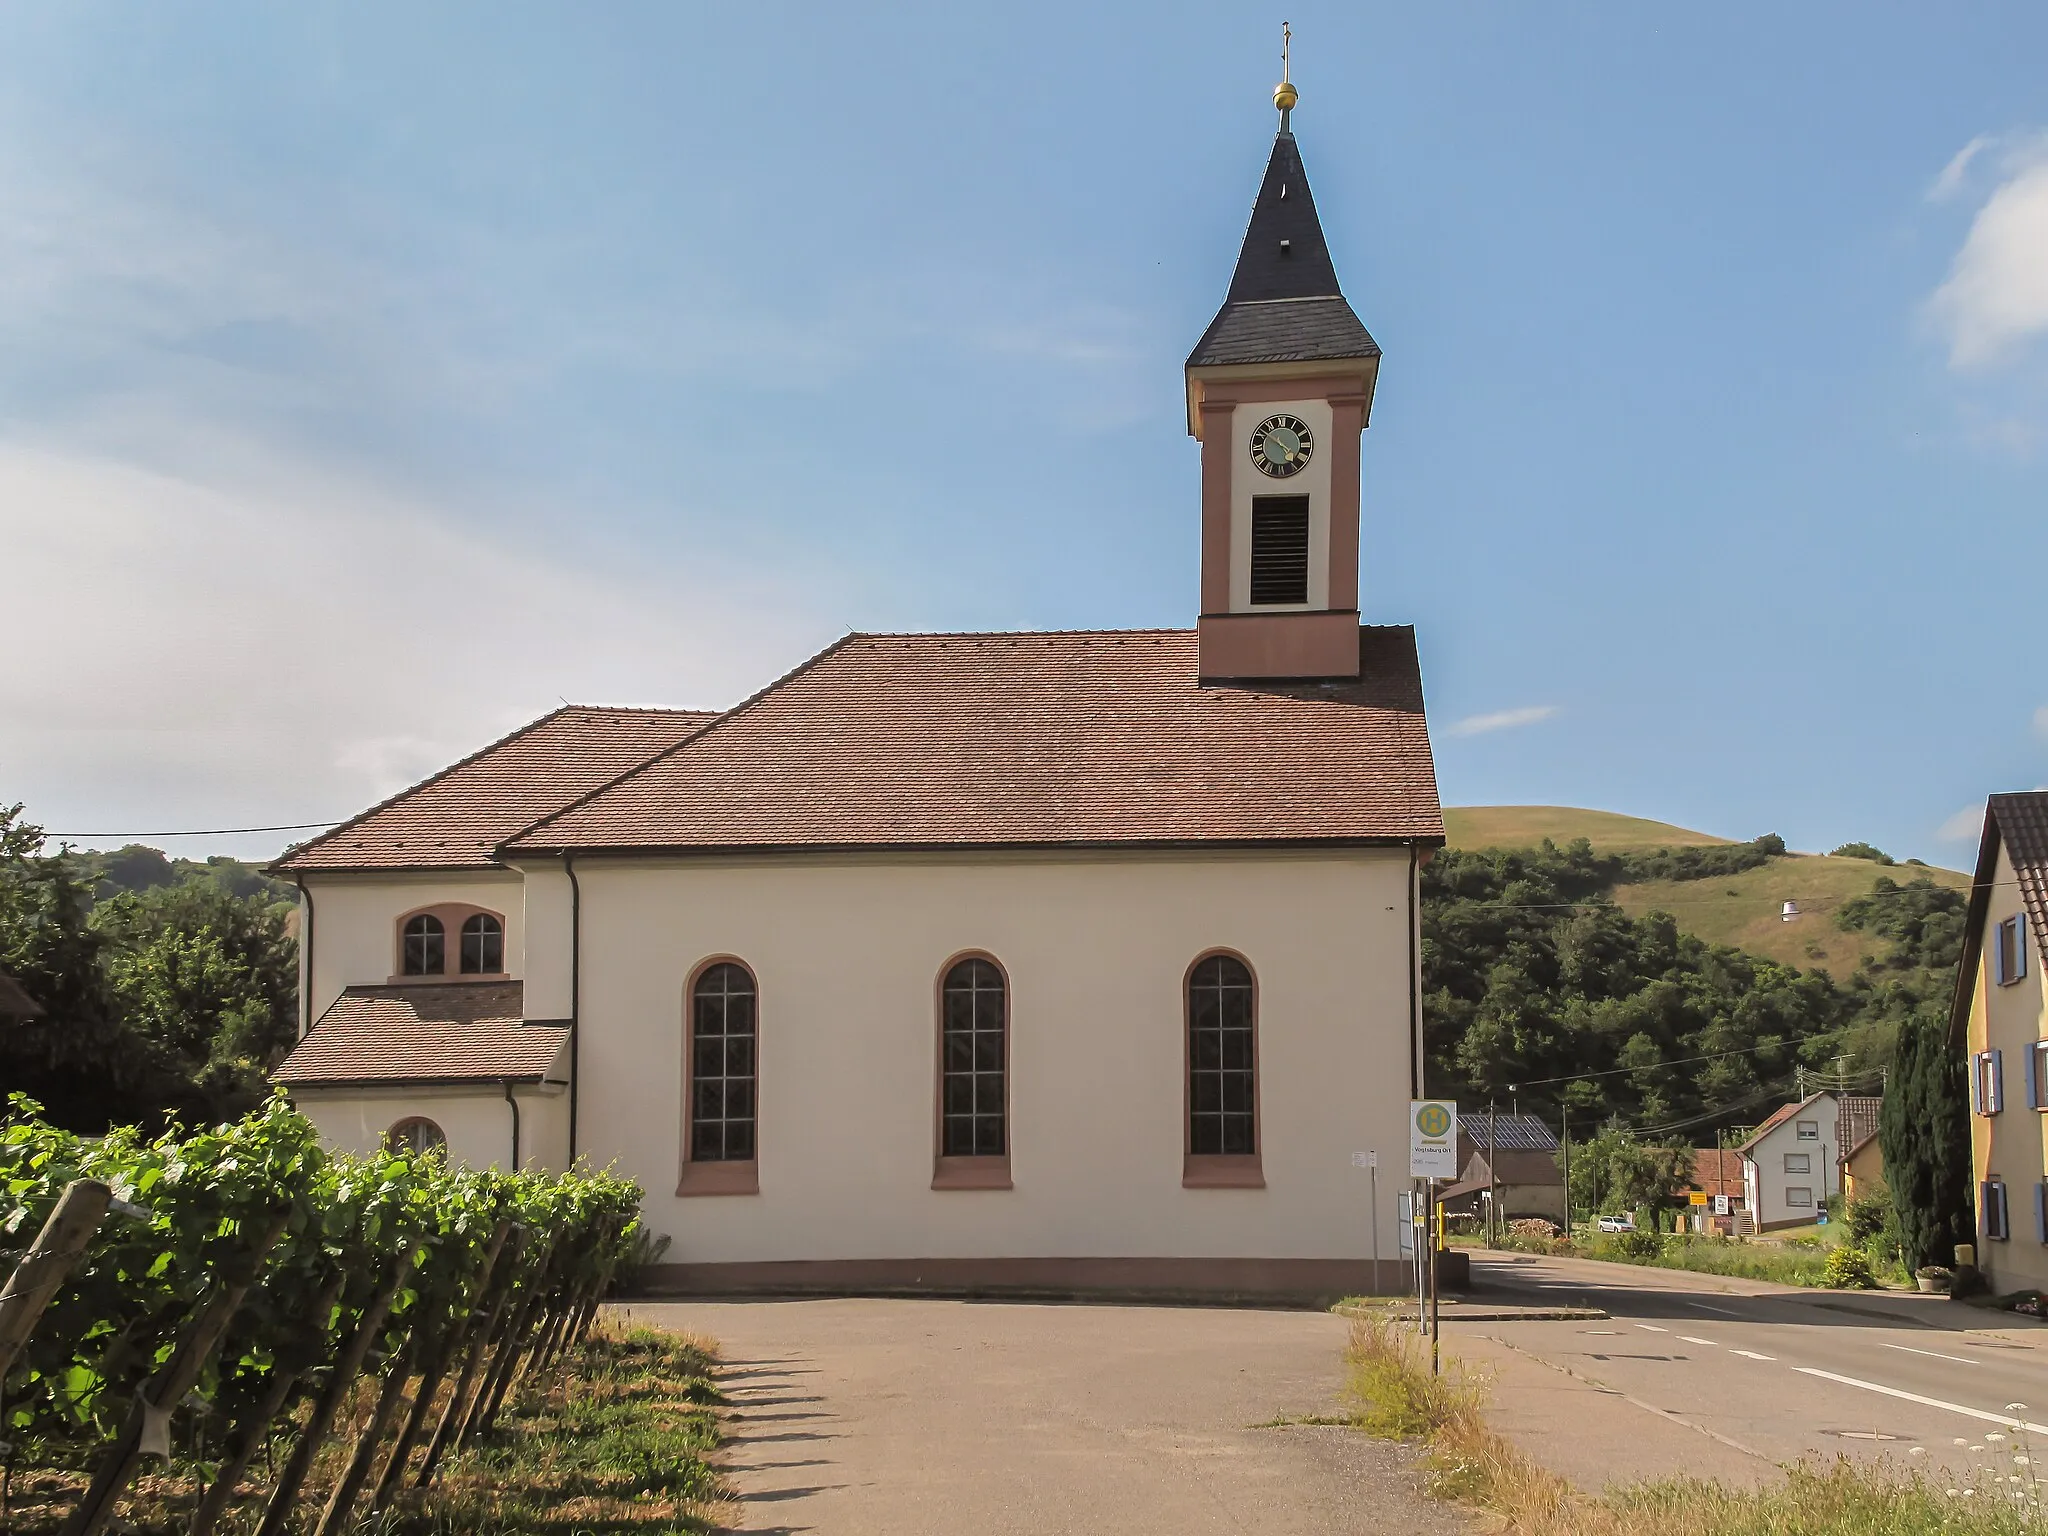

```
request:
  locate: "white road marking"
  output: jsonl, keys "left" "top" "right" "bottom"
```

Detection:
{"left": 1677, "top": 1335, "right": 1719, "bottom": 1347}
{"left": 1794, "top": 1368, "right": 2048, "bottom": 1436}
{"left": 1683, "top": 1301, "right": 1746, "bottom": 1317}
{"left": 1878, "top": 1342, "right": 1980, "bottom": 1367}
{"left": 1730, "top": 1349, "right": 1776, "bottom": 1361}
{"left": 1634, "top": 1324, "right": 1669, "bottom": 1333}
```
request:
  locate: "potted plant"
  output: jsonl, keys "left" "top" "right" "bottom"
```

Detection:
{"left": 1916, "top": 1265, "right": 1953, "bottom": 1294}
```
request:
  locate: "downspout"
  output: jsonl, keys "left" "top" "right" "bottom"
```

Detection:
{"left": 503, "top": 1080, "right": 522, "bottom": 1172}
{"left": 294, "top": 877, "right": 316, "bottom": 1040}
{"left": 566, "top": 854, "right": 582, "bottom": 1167}
{"left": 1408, "top": 843, "right": 1422, "bottom": 1099}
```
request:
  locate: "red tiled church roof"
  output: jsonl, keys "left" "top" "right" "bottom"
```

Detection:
{"left": 274, "top": 707, "right": 715, "bottom": 873}
{"left": 274, "top": 982, "right": 567, "bottom": 1086}
{"left": 508, "top": 627, "right": 1442, "bottom": 855}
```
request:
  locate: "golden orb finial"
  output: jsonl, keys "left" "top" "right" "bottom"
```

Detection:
{"left": 1274, "top": 21, "right": 1297, "bottom": 125}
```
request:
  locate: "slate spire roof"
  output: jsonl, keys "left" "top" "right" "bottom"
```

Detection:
{"left": 1187, "top": 128, "right": 1380, "bottom": 370}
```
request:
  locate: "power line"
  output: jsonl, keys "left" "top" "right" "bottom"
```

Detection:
{"left": 40, "top": 820, "right": 341, "bottom": 839}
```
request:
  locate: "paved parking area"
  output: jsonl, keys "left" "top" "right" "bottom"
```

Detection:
{"left": 611, "top": 1297, "right": 1461, "bottom": 1535}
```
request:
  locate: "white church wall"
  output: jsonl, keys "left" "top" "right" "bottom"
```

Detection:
{"left": 573, "top": 847, "right": 1416, "bottom": 1271}
{"left": 518, "top": 862, "right": 576, "bottom": 1020}
{"left": 291, "top": 1083, "right": 569, "bottom": 1171}
{"left": 302, "top": 871, "right": 526, "bottom": 1024}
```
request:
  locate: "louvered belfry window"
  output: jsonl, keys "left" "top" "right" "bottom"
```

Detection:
{"left": 1189, "top": 954, "right": 1256, "bottom": 1155}
{"left": 941, "top": 959, "right": 1006, "bottom": 1157}
{"left": 690, "top": 963, "right": 757, "bottom": 1162}
{"left": 1249, "top": 495, "right": 1310, "bottom": 606}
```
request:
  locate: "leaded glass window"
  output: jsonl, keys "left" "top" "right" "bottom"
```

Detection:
{"left": 690, "top": 962, "right": 757, "bottom": 1162}
{"left": 1189, "top": 954, "right": 1255, "bottom": 1156}
{"left": 402, "top": 914, "right": 444, "bottom": 976}
{"left": 941, "top": 958, "right": 1006, "bottom": 1158}
{"left": 460, "top": 912, "right": 504, "bottom": 974}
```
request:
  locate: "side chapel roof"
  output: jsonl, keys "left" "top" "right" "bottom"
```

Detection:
{"left": 274, "top": 981, "right": 567, "bottom": 1086}
{"left": 273, "top": 707, "right": 715, "bottom": 874}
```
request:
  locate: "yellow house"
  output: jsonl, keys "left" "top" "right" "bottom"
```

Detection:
{"left": 1952, "top": 793, "right": 2048, "bottom": 1293}
{"left": 1841, "top": 1130, "right": 1884, "bottom": 1203}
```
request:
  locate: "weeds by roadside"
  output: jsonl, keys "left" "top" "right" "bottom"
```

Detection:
{"left": 1341, "top": 1313, "right": 2047, "bottom": 1534}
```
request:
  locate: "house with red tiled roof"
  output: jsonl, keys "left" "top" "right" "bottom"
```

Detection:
{"left": 271, "top": 85, "right": 1444, "bottom": 1303}
{"left": 1951, "top": 793, "right": 2048, "bottom": 1293}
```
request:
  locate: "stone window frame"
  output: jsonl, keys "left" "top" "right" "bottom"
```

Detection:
{"left": 1184, "top": 949, "right": 1264, "bottom": 1189}
{"left": 932, "top": 952, "right": 1012, "bottom": 1191}
{"left": 393, "top": 902, "right": 508, "bottom": 982}
{"left": 677, "top": 956, "right": 760, "bottom": 1197}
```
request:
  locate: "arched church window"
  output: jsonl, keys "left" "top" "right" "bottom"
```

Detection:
{"left": 402, "top": 914, "right": 445, "bottom": 976}
{"left": 460, "top": 912, "right": 504, "bottom": 974}
{"left": 1188, "top": 954, "right": 1257, "bottom": 1158}
{"left": 386, "top": 1117, "right": 446, "bottom": 1157}
{"left": 940, "top": 958, "right": 1007, "bottom": 1159}
{"left": 689, "top": 962, "right": 757, "bottom": 1163}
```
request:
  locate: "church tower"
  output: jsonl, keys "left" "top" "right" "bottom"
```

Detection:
{"left": 1188, "top": 63, "right": 1380, "bottom": 683}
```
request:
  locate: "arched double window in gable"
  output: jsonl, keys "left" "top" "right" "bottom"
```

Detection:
{"left": 934, "top": 956, "right": 1011, "bottom": 1189}
{"left": 401, "top": 914, "right": 444, "bottom": 976}
{"left": 386, "top": 1116, "right": 446, "bottom": 1157}
{"left": 460, "top": 913, "right": 504, "bottom": 974}
{"left": 1186, "top": 953, "right": 1262, "bottom": 1187}
{"left": 680, "top": 960, "right": 760, "bottom": 1196}
{"left": 395, "top": 904, "right": 506, "bottom": 978}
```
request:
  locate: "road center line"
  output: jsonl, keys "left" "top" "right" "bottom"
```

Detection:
{"left": 1878, "top": 1342, "right": 1980, "bottom": 1367}
{"left": 1676, "top": 1336, "right": 1719, "bottom": 1347}
{"left": 1794, "top": 1368, "right": 2048, "bottom": 1435}
{"left": 1634, "top": 1324, "right": 1669, "bottom": 1333}
{"left": 1683, "top": 1301, "right": 1745, "bottom": 1318}
{"left": 1730, "top": 1349, "right": 1775, "bottom": 1361}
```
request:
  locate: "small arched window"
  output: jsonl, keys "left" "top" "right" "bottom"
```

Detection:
{"left": 386, "top": 1117, "right": 446, "bottom": 1157}
{"left": 460, "top": 912, "right": 504, "bottom": 974}
{"left": 402, "top": 914, "right": 445, "bottom": 976}
{"left": 940, "top": 959, "right": 1006, "bottom": 1159}
{"left": 689, "top": 963, "right": 757, "bottom": 1163}
{"left": 1188, "top": 954, "right": 1256, "bottom": 1159}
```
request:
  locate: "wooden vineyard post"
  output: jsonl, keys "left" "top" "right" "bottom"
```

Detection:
{"left": 311, "top": 1334, "right": 416, "bottom": 1536}
{"left": 468, "top": 1236, "right": 559, "bottom": 1440}
{"left": 0, "top": 1179, "right": 113, "bottom": 1381}
{"left": 187, "top": 1269, "right": 349, "bottom": 1536}
{"left": 414, "top": 1226, "right": 525, "bottom": 1487}
{"left": 368, "top": 1219, "right": 512, "bottom": 1513}
{"left": 57, "top": 1210, "right": 289, "bottom": 1536}
{"left": 249, "top": 1255, "right": 415, "bottom": 1536}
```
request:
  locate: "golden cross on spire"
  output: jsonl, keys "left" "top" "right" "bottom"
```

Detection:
{"left": 1274, "top": 21, "right": 1298, "bottom": 130}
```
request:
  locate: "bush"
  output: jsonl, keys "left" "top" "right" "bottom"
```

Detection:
{"left": 1598, "top": 1229, "right": 1664, "bottom": 1263}
{"left": 1823, "top": 1246, "right": 1878, "bottom": 1289}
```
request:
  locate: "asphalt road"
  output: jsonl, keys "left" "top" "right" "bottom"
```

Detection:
{"left": 1460, "top": 1250, "right": 2048, "bottom": 1478}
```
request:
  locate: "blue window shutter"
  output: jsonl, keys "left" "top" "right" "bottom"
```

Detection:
{"left": 1982, "top": 1181, "right": 1993, "bottom": 1235}
{"left": 2028, "top": 1045, "right": 2039, "bottom": 1112}
{"left": 2022, "top": 914, "right": 2031, "bottom": 980}
{"left": 2001, "top": 1183, "right": 2012, "bottom": 1240}
{"left": 2035, "top": 1183, "right": 2046, "bottom": 1244}
{"left": 1971, "top": 1054, "right": 1983, "bottom": 1115}
{"left": 1992, "top": 1050, "right": 2005, "bottom": 1114}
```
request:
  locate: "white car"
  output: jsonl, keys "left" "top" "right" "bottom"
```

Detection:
{"left": 1596, "top": 1214, "right": 1637, "bottom": 1233}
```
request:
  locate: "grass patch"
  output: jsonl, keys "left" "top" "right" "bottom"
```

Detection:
{"left": 1466, "top": 1229, "right": 1853, "bottom": 1288}
{"left": 3, "top": 1321, "right": 726, "bottom": 1535}
{"left": 1344, "top": 1308, "right": 2048, "bottom": 1533}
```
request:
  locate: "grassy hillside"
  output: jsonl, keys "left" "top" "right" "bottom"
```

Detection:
{"left": 1444, "top": 805, "right": 1733, "bottom": 852}
{"left": 1613, "top": 854, "right": 1970, "bottom": 974}
{"left": 1445, "top": 806, "right": 1968, "bottom": 977}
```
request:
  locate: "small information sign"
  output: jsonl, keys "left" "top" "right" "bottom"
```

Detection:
{"left": 1352, "top": 1150, "right": 1377, "bottom": 1170}
{"left": 1408, "top": 1100, "right": 1459, "bottom": 1179}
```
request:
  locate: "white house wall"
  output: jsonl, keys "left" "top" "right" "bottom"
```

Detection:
{"left": 301, "top": 871, "right": 526, "bottom": 1025}
{"left": 1972, "top": 840, "right": 2048, "bottom": 1292}
{"left": 293, "top": 1084, "right": 569, "bottom": 1171}
{"left": 573, "top": 848, "right": 1417, "bottom": 1271}
{"left": 1746, "top": 1099, "right": 1839, "bottom": 1231}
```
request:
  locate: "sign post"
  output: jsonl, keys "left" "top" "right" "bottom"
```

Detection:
{"left": 1409, "top": 1101, "right": 1458, "bottom": 1375}
{"left": 1353, "top": 1150, "right": 1380, "bottom": 1288}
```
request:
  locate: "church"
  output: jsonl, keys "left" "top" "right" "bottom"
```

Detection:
{"left": 273, "top": 76, "right": 1444, "bottom": 1302}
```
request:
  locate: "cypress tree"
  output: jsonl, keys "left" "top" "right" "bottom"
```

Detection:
{"left": 1880, "top": 1010, "right": 1974, "bottom": 1271}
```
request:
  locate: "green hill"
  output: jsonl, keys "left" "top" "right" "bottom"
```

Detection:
{"left": 1444, "top": 806, "right": 1968, "bottom": 977}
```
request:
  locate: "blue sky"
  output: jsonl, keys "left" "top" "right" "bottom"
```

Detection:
{"left": 2, "top": 3, "right": 2045, "bottom": 865}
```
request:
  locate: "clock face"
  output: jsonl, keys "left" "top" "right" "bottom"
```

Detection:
{"left": 1250, "top": 413, "right": 1314, "bottom": 478}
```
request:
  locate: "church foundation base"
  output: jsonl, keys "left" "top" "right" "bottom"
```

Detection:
{"left": 632, "top": 1256, "right": 1423, "bottom": 1307}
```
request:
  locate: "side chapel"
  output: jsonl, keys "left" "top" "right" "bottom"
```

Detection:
{"left": 273, "top": 73, "right": 1444, "bottom": 1301}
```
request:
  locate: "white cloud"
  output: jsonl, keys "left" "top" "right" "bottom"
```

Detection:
{"left": 1447, "top": 705, "right": 1559, "bottom": 738}
{"left": 1929, "top": 135, "right": 1992, "bottom": 203}
{"left": 1929, "top": 136, "right": 2048, "bottom": 368}
{"left": 0, "top": 433, "right": 837, "bottom": 859}
{"left": 1938, "top": 804, "right": 1986, "bottom": 842}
